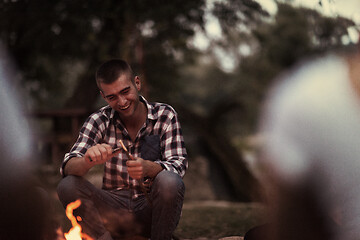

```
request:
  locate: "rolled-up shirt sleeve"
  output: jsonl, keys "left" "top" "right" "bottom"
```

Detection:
{"left": 155, "top": 111, "right": 188, "bottom": 178}
{"left": 60, "top": 114, "right": 105, "bottom": 177}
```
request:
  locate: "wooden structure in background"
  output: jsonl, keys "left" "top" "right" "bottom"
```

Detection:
{"left": 28, "top": 108, "right": 92, "bottom": 165}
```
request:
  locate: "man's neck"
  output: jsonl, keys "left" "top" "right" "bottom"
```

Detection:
{"left": 121, "top": 101, "right": 147, "bottom": 141}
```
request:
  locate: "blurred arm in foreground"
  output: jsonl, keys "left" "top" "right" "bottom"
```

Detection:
{"left": 257, "top": 44, "right": 360, "bottom": 240}
{"left": 0, "top": 42, "right": 57, "bottom": 240}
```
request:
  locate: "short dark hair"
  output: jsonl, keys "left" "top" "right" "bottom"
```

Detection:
{"left": 95, "top": 59, "right": 134, "bottom": 89}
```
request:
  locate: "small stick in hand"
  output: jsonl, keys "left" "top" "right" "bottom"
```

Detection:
{"left": 119, "top": 139, "right": 133, "bottom": 159}
{"left": 112, "top": 147, "right": 121, "bottom": 154}
{"left": 119, "top": 139, "right": 151, "bottom": 204}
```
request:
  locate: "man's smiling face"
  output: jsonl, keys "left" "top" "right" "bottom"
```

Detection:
{"left": 100, "top": 74, "right": 141, "bottom": 120}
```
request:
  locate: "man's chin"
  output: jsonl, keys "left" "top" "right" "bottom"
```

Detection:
{"left": 117, "top": 109, "right": 133, "bottom": 119}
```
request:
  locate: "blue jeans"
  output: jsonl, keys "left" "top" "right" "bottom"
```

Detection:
{"left": 57, "top": 171, "right": 185, "bottom": 240}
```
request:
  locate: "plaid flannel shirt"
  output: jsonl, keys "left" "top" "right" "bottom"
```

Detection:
{"left": 61, "top": 96, "right": 188, "bottom": 199}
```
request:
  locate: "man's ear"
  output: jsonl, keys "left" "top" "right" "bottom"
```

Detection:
{"left": 134, "top": 76, "right": 141, "bottom": 91}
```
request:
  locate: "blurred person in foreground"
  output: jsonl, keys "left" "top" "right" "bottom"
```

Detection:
{"left": 257, "top": 42, "right": 360, "bottom": 240}
{"left": 57, "top": 59, "right": 187, "bottom": 240}
{"left": 0, "top": 43, "right": 56, "bottom": 239}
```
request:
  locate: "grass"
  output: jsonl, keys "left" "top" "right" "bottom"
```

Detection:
{"left": 174, "top": 201, "right": 266, "bottom": 239}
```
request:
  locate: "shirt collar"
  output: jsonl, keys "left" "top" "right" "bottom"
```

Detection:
{"left": 140, "top": 95, "right": 158, "bottom": 121}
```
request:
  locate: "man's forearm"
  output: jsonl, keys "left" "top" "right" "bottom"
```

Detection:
{"left": 64, "top": 157, "right": 93, "bottom": 177}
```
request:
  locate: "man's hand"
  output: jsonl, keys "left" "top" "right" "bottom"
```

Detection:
{"left": 126, "top": 157, "right": 145, "bottom": 180}
{"left": 84, "top": 143, "right": 116, "bottom": 165}
{"left": 126, "top": 157, "right": 164, "bottom": 180}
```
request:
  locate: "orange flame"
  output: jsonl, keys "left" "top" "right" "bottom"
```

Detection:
{"left": 64, "top": 199, "right": 93, "bottom": 240}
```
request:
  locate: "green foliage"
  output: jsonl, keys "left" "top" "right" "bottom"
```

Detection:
{"left": 0, "top": 0, "right": 206, "bottom": 108}
{"left": 203, "top": 1, "right": 356, "bottom": 135}
{"left": 0, "top": 0, "right": 355, "bottom": 114}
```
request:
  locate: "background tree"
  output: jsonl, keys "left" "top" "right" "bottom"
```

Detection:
{"left": 0, "top": 0, "right": 205, "bottom": 109}
{"left": 173, "top": 0, "right": 356, "bottom": 200}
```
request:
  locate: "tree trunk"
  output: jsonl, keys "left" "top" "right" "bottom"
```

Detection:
{"left": 176, "top": 104, "right": 260, "bottom": 202}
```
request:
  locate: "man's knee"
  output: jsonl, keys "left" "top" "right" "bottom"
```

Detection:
{"left": 152, "top": 171, "right": 185, "bottom": 201}
{"left": 57, "top": 175, "right": 91, "bottom": 206}
{"left": 57, "top": 175, "right": 81, "bottom": 194}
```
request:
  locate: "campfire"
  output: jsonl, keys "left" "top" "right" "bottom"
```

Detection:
{"left": 57, "top": 197, "right": 141, "bottom": 240}
{"left": 58, "top": 199, "right": 93, "bottom": 240}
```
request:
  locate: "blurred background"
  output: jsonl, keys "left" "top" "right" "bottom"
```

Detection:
{"left": 0, "top": 0, "right": 359, "bottom": 238}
